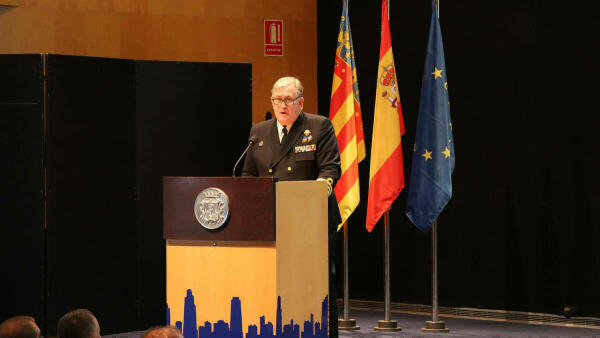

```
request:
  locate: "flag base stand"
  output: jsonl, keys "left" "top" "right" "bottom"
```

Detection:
{"left": 338, "top": 319, "right": 360, "bottom": 330}
{"left": 374, "top": 320, "right": 401, "bottom": 331}
{"left": 422, "top": 321, "right": 449, "bottom": 333}
{"left": 374, "top": 212, "right": 401, "bottom": 332}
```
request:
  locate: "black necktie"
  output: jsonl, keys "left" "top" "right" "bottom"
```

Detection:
{"left": 281, "top": 127, "right": 288, "bottom": 143}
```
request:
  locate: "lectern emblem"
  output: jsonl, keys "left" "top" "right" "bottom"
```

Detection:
{"left": 194, "top": 188, "right": 230, "bottom": 230}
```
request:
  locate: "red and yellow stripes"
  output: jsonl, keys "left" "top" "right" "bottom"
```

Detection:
{"left": 329, "top": 7, "right": 365, "bottom": 231}
{"left": 366, "top": 0, "right": 406, "bottom": 232}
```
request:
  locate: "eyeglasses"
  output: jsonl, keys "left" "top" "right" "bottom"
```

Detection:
{"left": 271, "top": 96, "right": 301, "bottom": 106}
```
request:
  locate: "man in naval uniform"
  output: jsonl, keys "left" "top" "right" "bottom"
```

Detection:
{"left": 242, "top": 76, "right": 341, "bottom": 337}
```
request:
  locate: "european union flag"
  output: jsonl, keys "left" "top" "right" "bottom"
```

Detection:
{"left": 406, "top": 0, "right": 455, "bottom": 232}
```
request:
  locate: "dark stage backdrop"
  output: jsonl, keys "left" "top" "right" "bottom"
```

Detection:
{"left": 1, "top": 54, "right": 251, "bottom": 335}
{"left": 134, "top": 60, "right": 252, "bottom": 329}
{"left": 0, "top": 55, "right": 45, "bottom": 328}
{"left": 45, "top": 55, "right": 138, "bottom": 335}
{"left": 318, "top": 1, "right": 600, "bottom": 317}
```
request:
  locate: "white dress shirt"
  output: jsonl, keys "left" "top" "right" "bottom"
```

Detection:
{"left": 276, "top": 120, "right": 293, "bottom": 143}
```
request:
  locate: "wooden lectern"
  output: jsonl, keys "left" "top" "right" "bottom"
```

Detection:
{"left": 163, "top": 177, "right": 329, "bottom": 338}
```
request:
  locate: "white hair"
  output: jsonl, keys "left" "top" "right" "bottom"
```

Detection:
{"left": 271, "top": 76, "right": 304, "bottom": 97}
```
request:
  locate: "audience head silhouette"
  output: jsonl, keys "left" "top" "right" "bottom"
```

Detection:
{"left": 0, "top": 316, "right": 40, "bottom": 338}
{"left": 143, "top": 326, "right": 183, "bottom": 338}
{"left": 57, "top": 309, "right": 100, "bottom": 338}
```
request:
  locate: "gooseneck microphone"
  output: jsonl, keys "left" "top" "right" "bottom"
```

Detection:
{"left": 232, "top": 135, "right": 258, "bottom": 177}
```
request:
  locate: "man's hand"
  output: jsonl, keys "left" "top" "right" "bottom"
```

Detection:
{"left": 318, "top": 177, "right": 334, "bottom": 196}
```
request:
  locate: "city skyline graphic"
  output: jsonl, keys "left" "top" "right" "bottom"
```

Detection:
{"left": 167, "top": 289, "right": 328, "bottom": 338}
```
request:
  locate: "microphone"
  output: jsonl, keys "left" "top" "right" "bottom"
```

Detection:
{"left": 232, "top": 135, "right": 258, "bottom": 177}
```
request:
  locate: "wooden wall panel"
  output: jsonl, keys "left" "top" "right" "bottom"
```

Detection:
{"left": 0, "top": 0, "right": 318, "bottom": 123}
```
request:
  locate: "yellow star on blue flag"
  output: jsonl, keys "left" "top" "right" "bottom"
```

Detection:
{"left": 406, "top": 0, "right": 455, "bottom": 232}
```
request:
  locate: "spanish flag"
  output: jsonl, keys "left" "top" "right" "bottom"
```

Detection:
{"left": 366, "top": 0, "right": 405, "bottom": 232}
{"left": 329, "top": 0, "right": 366, "bottom": 231}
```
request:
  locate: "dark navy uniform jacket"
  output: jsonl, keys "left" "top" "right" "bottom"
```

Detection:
{"left": 242, "top": 112, "right": 341, "bottom": 184}
{"left": 242, "top": 111, "right": 341, "bottom": 335}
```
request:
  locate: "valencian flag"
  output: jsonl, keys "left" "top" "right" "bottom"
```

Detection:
{"left": 329, "top": 0, "right": 366, "bottom": 231}
{"left": 406, "top": 0, "right": 455, "bottom": 232}
{"left": 365, "top": 0, "right": 405, "bottom": 232}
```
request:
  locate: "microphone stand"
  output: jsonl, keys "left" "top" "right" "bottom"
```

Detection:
{"left": 232, "top": 136, "right": 257, "bottom": 177}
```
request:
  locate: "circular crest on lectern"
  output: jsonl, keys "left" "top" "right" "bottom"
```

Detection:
{"left": 194, "top": 187, "right": 230, "bottom": 230}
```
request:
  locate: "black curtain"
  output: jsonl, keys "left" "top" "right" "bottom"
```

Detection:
{"left": 0, "top": 54, "right": 45, "bottom": 329}
{"left": 44, "top": 54, "right": 138, "bottom": 335}
{"left": 1, "top": 54, "right": 251, "bottom": 334}
{"left": 317, "top": 0, "right": 600, "bottom": 316}
{"left": 134, "top": 60, "right": 251, "bottom": 329}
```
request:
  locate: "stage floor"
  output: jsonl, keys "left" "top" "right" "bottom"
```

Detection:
{"left": 335, "top": 309, "right": 599, "bottom": 337}
{"left": 103, "top": 308, "right": 600, "bottom": 338}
